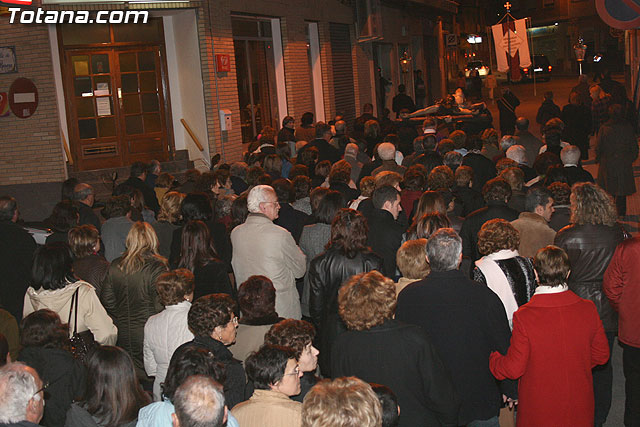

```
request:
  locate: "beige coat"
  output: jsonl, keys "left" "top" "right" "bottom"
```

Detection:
{"left": 24, "top": 280, "right": 117, "bottom": 345}
{"left": 231, "top": 214, "right": 306, "bottom": 319}
{"left": 232, "top": 389, "right": 302, "bottom": 427}
{"left": 511, "top": 212, "right": 557, "bottom": 258}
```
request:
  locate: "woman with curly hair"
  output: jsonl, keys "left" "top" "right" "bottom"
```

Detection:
{"left": 331, "top": 271, "right": 458, "bottom": 427}
{"left": 143, "top": 269, "right": 195, "bottom": 401}
{"left": 101, "top": 222, "right": 168, "bottom": 381}
{"left": 308, "top": 209, "right": 383, "bottom": 376}
{"left": 554, "top": 182, "right": 627, "bottom": 426}
{"left": 264, "top": 319, "right": 319, "bottom": 402}
{"left": 173, "top": 293, "right": 246, "bottom": 408}
{"left": 473, "top": 219, "right": 536, "bottom": 328}
{"left": 19, "top": 309, "right": 85, "bottom": 427}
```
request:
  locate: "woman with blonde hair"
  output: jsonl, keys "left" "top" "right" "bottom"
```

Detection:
{"left": 554, "top": 182, "right": 627, "bottom": 425}
{"left": 331, "top": 271, "right": 458, "bottom": 427}
{"left": 101, "top": 222, "right": 168, "bottom": 383}
{"left": 152, "top": 191, "right": 185, "bottom": 259}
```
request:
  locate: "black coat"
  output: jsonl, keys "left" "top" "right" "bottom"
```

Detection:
{"left": 462, "top": 152, "right": 497, "bottom": 192}
{"left": 309, "top": 247, "right": 383, "bottom": 376}
{"left": 76, "top": 202, "right": 101, "bottom": 232}
{"left": 536, "top": 99, "right": 561, "bottom": 127}
{"left": 396, "top": 270, "right": 515, "bottom": 425}
{"left": 306, "top": 138, "right": 341, "bottom": 163}
{"left": 561, "top": 104, "right": 591, "bottom": 157}
{"left": 366, "top": 209, "right": 405, "bottom": 278}
{"left": 452, "top": 185, "right": 485, "bottom": 217}
{"left": 193, "top": 259, "right": 235, "bottom": 301}
{"left": 564, "top": 165, "right": 594, "bottom": 187}
{"left": 274, "top": 203, "right": 310, "bottom": 244}
{"left": 0, "top": 221, "right": 36, "bottom": 321}
{"left": 174, "top": 335, "right": 247, "bottom": 408}
{"left": 122, "top": 176, "right": 159, "bottom": 214}
{"left": 497, "top": 91, "right": 520, "bottom": 135}
{"left": 554, "top": 223, "right": 626, "bottom": 332}
{"left": 332, "top": 319, "right": 460, "bottom": 427}
{"left": 329, "top": 182, "right": 359, "bottom": 207}
{"left": 460, "top": 201, "right": 519, "bottom": 261}
{"left": 19, "top": 347, "right": 86, "bottom": 427}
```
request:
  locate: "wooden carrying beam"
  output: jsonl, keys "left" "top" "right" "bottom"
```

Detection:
{"left": 181, "top": 118, "right": 204, "bottom": 151}
{"left": 61, "top": 128, "right": 73, "bottom": 165}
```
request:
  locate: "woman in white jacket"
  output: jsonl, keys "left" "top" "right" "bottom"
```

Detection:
{"left": 23, "top": 242, "right": 117, "bottom": 345}
{"left": 143, "top": 269, "right": 194, "bottom": 401}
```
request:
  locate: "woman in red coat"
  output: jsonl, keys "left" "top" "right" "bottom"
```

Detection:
{"left": 489, "top": 246, "right": 610, "bottom": 427}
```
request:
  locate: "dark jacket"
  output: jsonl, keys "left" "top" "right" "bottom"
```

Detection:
{"left": 596, "top": 118, "right": 639, "bottom": 196}
{"left": 122, "top": 176, "right": 160, "bottom": 214}
{"left": 0, "top": 221, "right": 37, "bottom": 321}
{"left": 462, "top": 152, "right": 497, "bottom": 192}
{"left": 306, "top": 138, "right": 340, "bottom": 163}
{"left": 561, "top": 104, "right": 591, "bottom": 157}
{"left": 73, "top": 254, "right": 110, "bottom": 296}
{"left": 170, "top": 221, "right": 232, "bottom": 270}
{"left": 274, "top": 203, "right": 310, "bottom": 244}
{"left": 100, "top": 256, "right": 168, "bottom": 377}
{"left": 332, "top": 319, "right": 460, "bottom": 427}
{"left": 564, "top": 165, "right": 594, "bottom": 187}
{"left": 396, "top": 270, "right": 515, "bottom": 425}
{"left": 452, "top": 185, "right": 485, "bottom": 218}
{"left": 514, "top": 130, "right": 543, "bottom": 167}
{"left": 76, "top": 202, "right": 101, "bottom": 232}
{"left": 0, "top": 422, "right": 41, "bottom": 427}
{"left": 366, "top": 209, "right": 405, "bottom": 278}
{"left": 19, "top": 347, "right": 86, "bottom": 427}
{"left": 536, "top": 99, "right": 561, "bottom": 127}
{"left": 193, "top": 259, "right": 235, "bottom": 301}
{"left": 329, "top": 182, "right": 360, "bottom": 207}
{"left": 554, "top": 223, "right": 626, "bottom": 332}
{"left": 548, "top": 205, "right": 570, "bottom": 232}
{"left": 460, "top": 201, "right": 519, "bottom": 261}
{"left": 497, "top": 90, "right": 520, "bottom": 135}
{"left": 152, "top": 220, "right": 180, "bottom": 259}
{"left": 309, "top": 247, "right": 383, "bottom": 376}
{"left": 392, "top": 93, "right": 416, "bottom": 116}
{"left": 175, "top": 335, "right": 247, "bottom": 408}
{"left": 64, "top": 403, "right": 137, "bottom": 427}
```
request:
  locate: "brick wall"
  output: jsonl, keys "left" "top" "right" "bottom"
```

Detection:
{"left": 0, "top": 21, "right": 65, "bottom": 184}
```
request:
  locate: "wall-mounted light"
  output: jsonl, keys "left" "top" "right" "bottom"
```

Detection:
{"left": 399, "top": 51, "right": 412, "bottom": 73}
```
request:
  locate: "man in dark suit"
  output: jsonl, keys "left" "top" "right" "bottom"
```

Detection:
{"left": 298, "top": 122, "right": 340, "bottom": 164}
{"left": 0, "top": 196, "right": 37, "bottom": 321}
{"left": 122, "top": 161, "right": 160, "bottom": 214}
{"left": 73, "top": 183, "right": 101, "bottom": 232}
{"left": 560, "top": 145, "right": 594, "bottom": 186}
{"left": 460, "top": 177, "right": 519, "bottom": 261}
{"left": 396, "top": 228, "right": 516, "bottom": 426}
{"left": 366, "top": 185, "right": 404, "bottom": 278}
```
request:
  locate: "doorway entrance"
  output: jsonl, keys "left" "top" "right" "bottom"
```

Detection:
{"left": 59, "top": 21, "right": 172, "bottom": 171}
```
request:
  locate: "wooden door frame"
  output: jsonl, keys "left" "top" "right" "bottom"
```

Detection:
{"left": 57, "top": 21, "right": 175, "bottom": 171}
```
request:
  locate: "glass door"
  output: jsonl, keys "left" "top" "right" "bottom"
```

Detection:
{"left": 65, "top": 46, "right": 169, "bottom": 170}
{"left": 68, "top": 51, "right": 122, "bottom": 169}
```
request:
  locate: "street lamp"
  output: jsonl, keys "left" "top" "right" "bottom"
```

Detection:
{"left": 573, "top": 38, "right": 587, "bottom": 75}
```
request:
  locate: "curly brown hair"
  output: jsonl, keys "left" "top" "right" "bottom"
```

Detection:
{"left": 570, "top": 182, "right": 617, "bottom": 226}
{"left": 328, "top": 160, "right": 352, "bottom": 185}
{"left": 327, "top": 209, "right": 369, "bottom": 258}
{"left": 263, "top": 319, "right": 316, "bottom": 359}
{"left": 156, "top": 269, "right": 195, "bottom": 306}
{"left": 338, "top": 271, "right": 396, "bottom": 331}
{"left": 427, "top": 166, "right": 454, "bottom": 190}
{"left": 477, "top": 218, "right": 520, "bottom": 255}
{"left": 188, "top": 294, "right": 237, "bottom": 337}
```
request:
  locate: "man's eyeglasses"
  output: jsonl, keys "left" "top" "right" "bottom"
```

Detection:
{"left": 283, "top": 365, "right": 300, "bottom": 377}
{"left": 32, "top": 381, "right": 49, "bottom": 400}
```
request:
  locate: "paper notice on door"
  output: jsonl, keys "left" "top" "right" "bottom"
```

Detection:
{"left": 96, "top": 97, "right": 111, "bottom": 116}
{"left": 94, "top": 82, "right": 109, "bottom": 96}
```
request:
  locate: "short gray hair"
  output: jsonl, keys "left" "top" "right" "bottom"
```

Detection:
{"left": 247, "top": 185, "right": 275, "bottom": 214}
{"left": 377, "top": 142, "right": 396, "bottom": 161}
{"left": 560, "top": 145, "right": 581, "bottom": 165}
{"left": 0, "top": 363, "right": 40, "bottom": 423}
{"left": 506, "top": 145, "right": 526, "bottom": 165}
{"left": 500, "top": 135, "right": 518, "bottom": 152}
{"left": 426, "top": 228, "right": 462, "bottom": 272}
{"left": 73, "top": 183, "right": 94, "bottom": 201}
{"left": 173, "top": 375, "right": 225, "bottom": 427}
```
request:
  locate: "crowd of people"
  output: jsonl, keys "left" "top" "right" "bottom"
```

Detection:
{"left": 0, "top": 73, "right": 638, "bottom": 427}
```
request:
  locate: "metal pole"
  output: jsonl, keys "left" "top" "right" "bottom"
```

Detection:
{"left": 527, "top": 17, "right": 536, "bottom": 97}
{"left": 507, "top": 13, "right": 511, "bottom": 84}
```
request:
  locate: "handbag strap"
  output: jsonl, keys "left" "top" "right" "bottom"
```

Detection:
{"left": 68, "top": 288, "right": 80, "bottom": 335}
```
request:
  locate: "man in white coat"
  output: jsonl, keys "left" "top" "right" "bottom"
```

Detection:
{"left": 231, "top": 185, "right": 306, "bottom": 319}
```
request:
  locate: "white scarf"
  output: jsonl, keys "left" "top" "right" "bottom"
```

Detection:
{"left": 475, "top": 249, "right": 520, "bottom": 329}
{"left": 534, "top": 284, "right": 569, "bottom": 295}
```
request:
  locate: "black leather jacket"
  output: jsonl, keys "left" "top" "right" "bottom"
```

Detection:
{"left": 554, "top": 223, "right": 626, "bottom": 332}
{"left": 308, "top": 247, "right": 384, "bottom": 376}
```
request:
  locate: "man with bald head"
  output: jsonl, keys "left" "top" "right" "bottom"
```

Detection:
{"left": 514, "top": 117, "right": 542, "bottom": 167}
{"left": 73, "top": 183, "right": 101, "bottom": 231}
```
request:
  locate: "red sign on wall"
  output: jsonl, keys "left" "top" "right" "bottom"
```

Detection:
{"left": 216, "top": 54, "right": 231, "bottom": 72}
{"left": 9, "top": 77, "right": 38, "bottom": 119}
